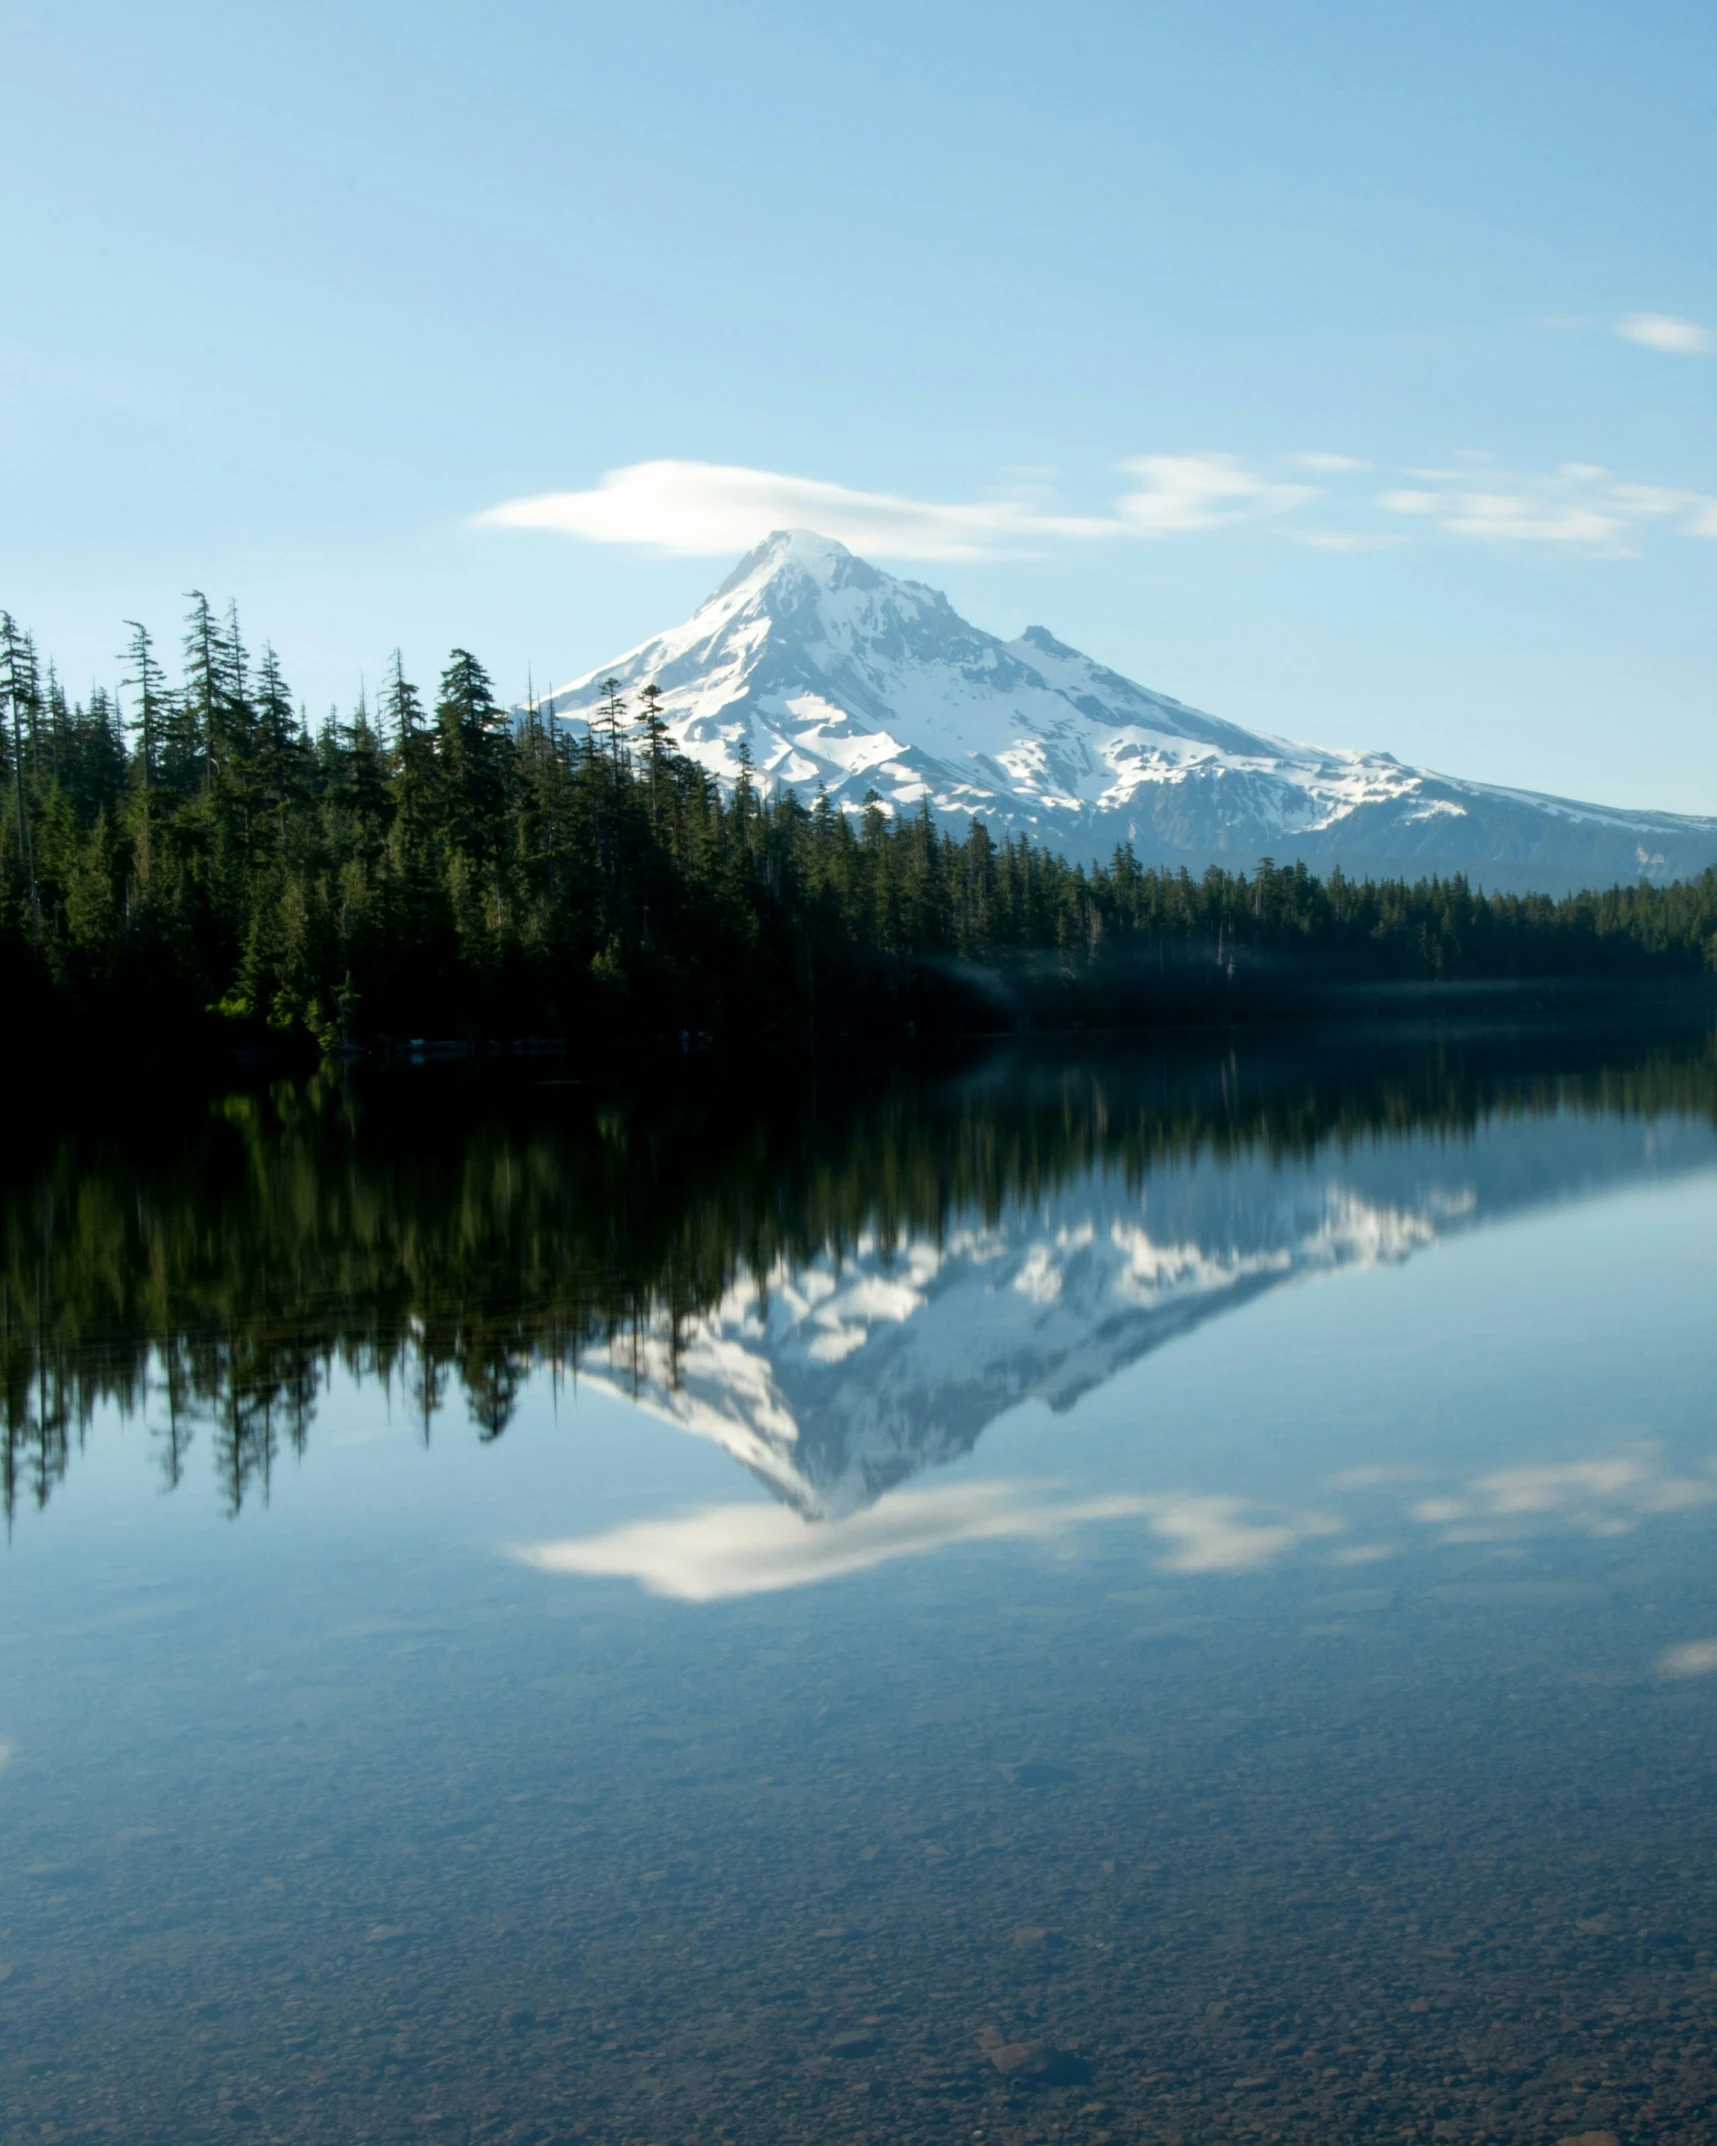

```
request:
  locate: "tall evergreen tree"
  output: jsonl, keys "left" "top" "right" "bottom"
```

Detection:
{"left": 121, "top": 619, "right": 170, "bottom": 794}
{"left": 597, "top": 676, "right": 627, "bottom": 770}
{"left": 636, "top": 683, "right": 671, "bottom": 826}
{"left": 0, "top": 611, "right": 42, "bottom": 948}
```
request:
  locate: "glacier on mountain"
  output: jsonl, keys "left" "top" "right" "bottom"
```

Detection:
{"left": 541, "top": 529, "right": 1717, "bottom": 892}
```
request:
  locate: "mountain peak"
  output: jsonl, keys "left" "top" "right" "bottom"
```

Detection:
{"left": 764, "top": 526, "right": 854, "bottom": 565}
{"left": 709, "top": 527, "right": 865, "bottom": 605}
{"left": 541, "top": 538, "right": 1717, "bottom": 893}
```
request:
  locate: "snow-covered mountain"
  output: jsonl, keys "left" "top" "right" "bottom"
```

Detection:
{"left": 542, "top": 530, "right": 1717, "bottom": 892}
{"left": 572, "top": 1112, "right": 1717, "bottom": 1522}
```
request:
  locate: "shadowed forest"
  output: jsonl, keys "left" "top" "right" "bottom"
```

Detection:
{"left": 3, "top": 600, "right": 1717, "bottom": 1057}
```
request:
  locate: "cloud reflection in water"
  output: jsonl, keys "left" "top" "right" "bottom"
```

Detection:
{"left": 1412, "top": 1450, "right": 1716, "bottom": 1542}
{"left": 516, "top": 1481, "right": 1342, "bottom": 1602}
{"left": 1660, "top": 1640, "right": 1717, "bottom": 1678}
{"left": 518, "top": 1444, "right": 1717, "bottom": 1603}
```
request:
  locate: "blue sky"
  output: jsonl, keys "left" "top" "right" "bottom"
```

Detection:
{"left": 4, "top": 0, "right": 1712, "bottom": 806}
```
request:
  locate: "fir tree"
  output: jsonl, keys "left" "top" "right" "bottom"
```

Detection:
{"left": 597, "top": 675, "right": 627, "bottom": 771}
{"left": 0, "top": 611, "right": 42, "bottom": 949}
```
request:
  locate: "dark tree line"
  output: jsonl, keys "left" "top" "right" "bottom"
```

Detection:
{"left": 3, "top": 596, "right": 1715, "bottom": 1057}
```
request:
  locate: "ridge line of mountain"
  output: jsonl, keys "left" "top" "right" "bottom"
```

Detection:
{"left": 540, "top": 529, "right": 1717, "bottom": 896}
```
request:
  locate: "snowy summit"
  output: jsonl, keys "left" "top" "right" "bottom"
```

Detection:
{"left": 541, "top": 530, "right": 1717, "bottom": 893}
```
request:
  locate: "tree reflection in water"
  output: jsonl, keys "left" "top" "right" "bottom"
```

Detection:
{"left": 4, "top": 1021, "right": 1714, "bottom": 1524}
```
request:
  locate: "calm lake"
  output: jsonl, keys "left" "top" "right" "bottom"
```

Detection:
{"left": 4, "top": 1018, "right": 1717, "bottom": 2146}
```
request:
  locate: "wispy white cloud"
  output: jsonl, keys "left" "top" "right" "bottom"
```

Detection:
{"left": 1533, "top": 311, "right": 1714, "bottom": 354}
{"left": 481, "top": 448, "right": 1715, "bottom": 566}
{"left": 1115, "top": 453, "right": 1315, "bottom": 534}
{"left": 1295, "top": 530, "right": 1405, "bottom": 554}
{"left": 481, "top": 454, "right": 1320, "bottom": 560}
{"left": 515, "top": 1478, "right": 1339, "bottom": 1601}
{"left": 1380, "top": 488, "right": 1630, "bottom": 548}
{"left": 1378, "top": 462, "right": 1717, "bottom": 554}
{"left": 1617, "top": 312, "right": 1715, "bottom": 356}
{"left": 477, "top": 459, "right": 1118, "bottom": 561}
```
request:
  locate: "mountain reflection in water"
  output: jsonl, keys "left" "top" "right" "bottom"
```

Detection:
{"left": 7, "top": 1021, "right": 1717, "bottom": 2146}
{"left": 5, "top": 1022, "right": 1716, "bottom": 1531}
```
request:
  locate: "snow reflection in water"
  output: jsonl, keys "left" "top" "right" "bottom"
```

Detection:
{"left": 561, "top": 1106, "right": 1717, "bottom": 1528}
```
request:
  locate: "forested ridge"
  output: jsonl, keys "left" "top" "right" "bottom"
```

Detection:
{"left": 4, "top": 597, "right": 1716, "bottom": 1056}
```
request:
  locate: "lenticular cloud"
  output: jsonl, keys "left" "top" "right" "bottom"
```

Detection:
{"left": 477, "top": 459, "right": 1117, "bottom": 560}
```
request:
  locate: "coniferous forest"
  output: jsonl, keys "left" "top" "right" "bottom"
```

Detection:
{"left": 4, "top": 596, "right": 1716, "bottom": 1060}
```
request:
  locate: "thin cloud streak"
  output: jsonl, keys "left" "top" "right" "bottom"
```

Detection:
{"left": 480, "top": 450, "right": 1715, "bottom": 564}
{"left": 512, "top": 1437, "right": 1715, "bottom": 1605}
{"left": 515, "top": 1482, "right": 1154, "bottom": 1600}
{"left": 1114, "top": 454, "right": 1315, "bottom": 534}
{"left": 480, "top": 454, "right": 1314, "bottom": 560}
{"left": 1295, "top": 531, "right": 1405, "bottom": 553}
{"left": 1410, "top": 1449, "right": 1715, "bottom": 1542}
{"left": 514, "top": 1479, "right": 1340, "bottom": 1601}
{"left": 477, "top": 459, "right": 1120, "bottom": 561}
{"left": 1617, "top": 312, "right": 1715, "bottom": 356}
{"left": 1378, "top": 463, "right": 1717, "bottom": 553}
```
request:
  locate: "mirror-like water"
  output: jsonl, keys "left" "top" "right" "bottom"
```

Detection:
{"left": 4, "top": 1022, "right": 1717, "bottom": 2145}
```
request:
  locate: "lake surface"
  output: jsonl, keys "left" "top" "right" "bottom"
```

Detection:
{"left": 4, "top": 1020, "right": 1717, "bottom": 2145}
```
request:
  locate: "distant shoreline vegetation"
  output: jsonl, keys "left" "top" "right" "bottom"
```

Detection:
{"left": 3, "top": 599, "right": 1716, "bottom": 1061}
